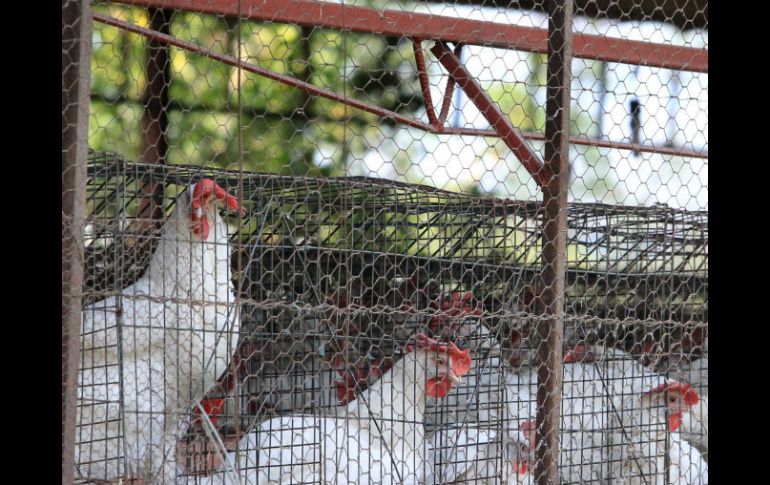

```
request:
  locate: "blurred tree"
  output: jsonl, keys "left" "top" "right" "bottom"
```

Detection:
{"left": 88, "top": 3, "right": 621, "bottom": 201}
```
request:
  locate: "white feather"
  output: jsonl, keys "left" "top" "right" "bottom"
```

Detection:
{"left": 427, "top": 426, "right": 533, "bottom": 485}
{"left": 197, "top": 347, "right": 457, "bottom": 485}
{"left": 668, "top": 431, "right": 708, "bottom": 484}
{"left": 76, "top": 185, "right": 239, "bottom": 483}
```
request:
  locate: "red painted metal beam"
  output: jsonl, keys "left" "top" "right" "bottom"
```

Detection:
{"left": 412, "top": 39, "right": 439, "bottom": 129}
{"left": 114, "top": 0, "right": 708, "bottom": 73}
{"left": 436, "top": 42, "right": 464, "bottom": 126}
{"left": 430, "top": 41, "right": 550, "bottom": 187}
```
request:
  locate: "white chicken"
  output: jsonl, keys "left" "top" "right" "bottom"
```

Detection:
{"left": 510, "top": 390, "right": 703, "bottom": 484}
{"left": 197, "top": 334, "right": 471, "bottom": 485}
{"left": 555, "top": 342, "right": 704, "bottom": 484}
{"left": 665, "top": 350, "right": 708, "bottom": 460}
{"left": 501, "top": 364, "right": 605, "bottom": 483}
{"left": 570, "top": 341, "right": 709, "bottom": 462}
{"left": 669, "top": 431, "right": 708, "bottom": 484}
{"left": 76, "top": 178, "right": 244, "bottom": 483}
{"left": 419, "top": 317, "right": 538, "bottom": 485}
{"left": 427, "top": 425, "right": 533, "bottom": 485}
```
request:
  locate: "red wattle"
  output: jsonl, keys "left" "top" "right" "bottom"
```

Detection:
{"left": 225, "top": 193, "right": 240, "bottom": 212}
{"left": 194, "top": 398, "right": 225, "bottom": 427}
{"left": 426, "top": 376, "right": 454, "bottom": 398}
{"left": 335, "top": 380, "right": 356, "bottom": 404}
{"left": 512, "top": 461, "right": 528, "bottom": 475}
{"left": 191, "top": 212, "right": 210, "bottom": 240}
{"left": 669, "top": 412, "right": 683, "bottom": 432}
{"left": 563, "top": 350, "right": 578, "bottom": 363}
{"left": 564, "top": 342, "right": 590, "bottom": 363}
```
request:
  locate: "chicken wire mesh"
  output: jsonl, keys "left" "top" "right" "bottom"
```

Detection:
{"left": 63, "top": 0, "right": 707, "bottom": 484}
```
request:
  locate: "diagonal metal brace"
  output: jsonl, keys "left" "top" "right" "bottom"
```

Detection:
{"left": 429, "top": 41, "right": 552, "bottom": 189}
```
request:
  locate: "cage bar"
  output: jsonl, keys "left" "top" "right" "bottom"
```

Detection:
{"left": 62, "top": 1, "right": 92, "bottom": 484}
{"left": 535, "top": 0, "right": 573, "bottom": 483}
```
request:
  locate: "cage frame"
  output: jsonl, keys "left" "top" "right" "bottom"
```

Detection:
{"left": 63, "top": 1, "right": 708, "bottom": 484}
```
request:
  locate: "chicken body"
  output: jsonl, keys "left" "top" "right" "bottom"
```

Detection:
{"left": 77, "top": 181, "right": 240, "bottom": 483}
{"left": 428, "top": 426, "right": 533, "bottom": 485}
{"left": 197, "top": 338, "right": 471, "bottom": 485}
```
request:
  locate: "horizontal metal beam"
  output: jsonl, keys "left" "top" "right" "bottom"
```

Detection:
{"left": 114, "top": 0, "right": 708, "bottom": 73}
{"left": 420, "top": 0, "right": 708, "bottom": 31}
{"left": 516, "top": 131, "right": 708, "bottom": 159}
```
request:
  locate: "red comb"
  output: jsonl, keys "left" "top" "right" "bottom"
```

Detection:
{"left": 448, "top": 341, "right": 472, "bottom": 375}
{"left": 192, "top": 179, "right": 242, "bottom": 213}
{"left": 406, "top": 333, "right": 472, "bottom": 376}
{"left": 191, "top": 179, "right": 213, "bottom": 209}
{"left": 213, "top": 184, "right": 241, "bottom": 212}
{"left": 643, "top": 340, "right": 656, "bottom": 354}
{"left": 519, "top": 419, "right": 537, "bottom": 449}
{"left": 194, "top": 398, "right": 225, "bottom": 427}
{"left": 563, "top": 342, "right": 589, "bottom": 363}
{"left": 512, "top": 460, "right": 528, "bottom": 475}
{"left": 648, "top": 381, "right": 699, "bottom": 406}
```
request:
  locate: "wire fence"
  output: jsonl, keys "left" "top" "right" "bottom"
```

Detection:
{"left": 63, "top": 1, "right": 707, "bottom": 484}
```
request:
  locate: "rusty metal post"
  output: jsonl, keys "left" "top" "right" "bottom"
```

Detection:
{"left": 62, "top": 0, "right": 92, "bottom": 483}
{"left": 535, "top": 0, "right": 572, "bottom": 484}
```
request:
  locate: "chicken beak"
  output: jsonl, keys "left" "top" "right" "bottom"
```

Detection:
{"left": 447, "top": 368, "right": 461, "bottom": 384}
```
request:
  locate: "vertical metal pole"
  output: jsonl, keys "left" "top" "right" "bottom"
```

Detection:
{"left": 535, "top": 1, "right": 572, "bottom": 484}
{"left": 138, "top": 7, "right": 171, "bottom": 225}
{"left": 141, "top": 7, "right": 170, "bottom": 166}
{"left": 62, "top": 0, "right": 92, "bottom": 483}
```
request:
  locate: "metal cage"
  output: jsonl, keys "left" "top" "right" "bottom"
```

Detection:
{"left": 63, "top": 1, "right": 707, "bottom": 484}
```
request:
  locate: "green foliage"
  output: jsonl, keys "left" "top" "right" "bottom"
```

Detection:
{"left": 569, "top": 144, "right": 622, "bottom": 204}
{"left": 89, "top": 100, "right": 143, "bottom": 161}
{"left": 91, "top": 6, "right": 147, "bottom": 101}
{"left": 487, "top": 81, "right": 545, "bottom": 133}
{"left": 88, "top": 4, "right": 618, "bottom": 199}
{"left": 570, "top": 109, "right": 595, "bottom": 137}
{"left": 168, "top": 14, "right": 231, "bottom": 110}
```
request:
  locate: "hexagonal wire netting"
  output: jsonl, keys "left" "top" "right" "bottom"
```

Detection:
{"left": 63, "top": 1, "right": 707, "bottom": 484}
